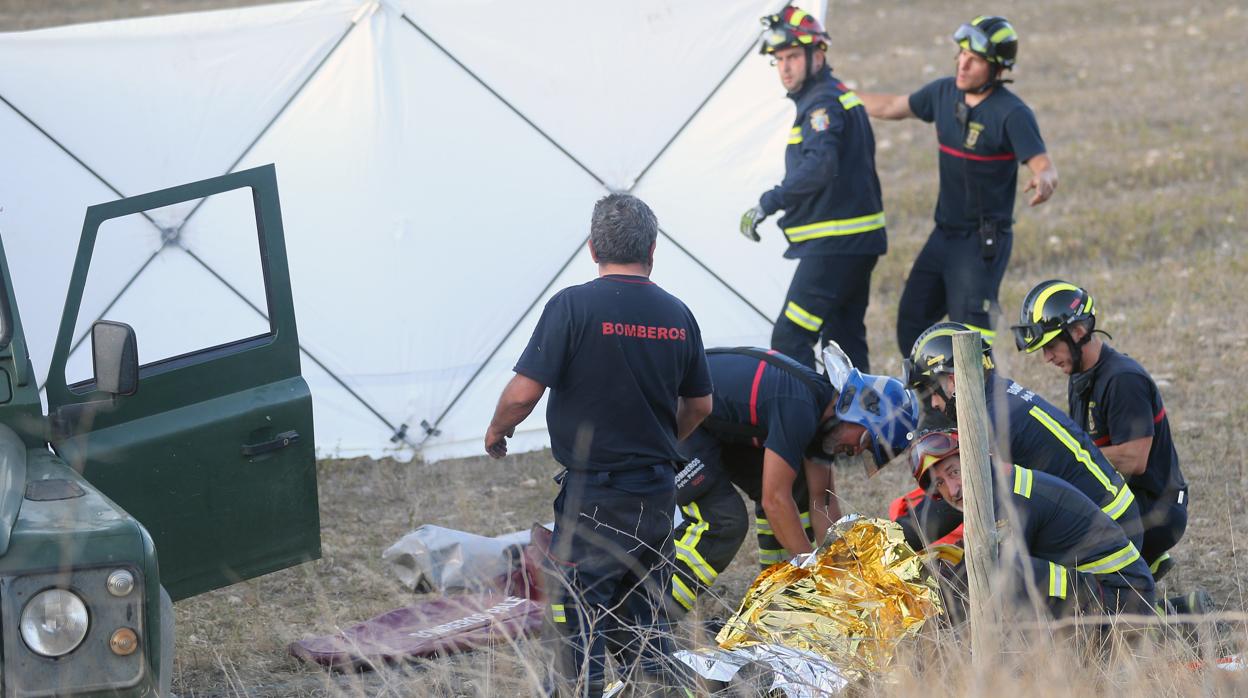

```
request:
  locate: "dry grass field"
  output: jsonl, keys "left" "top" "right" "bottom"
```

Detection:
{"left": 4, "top": 0, "right": 1248, "bottom": 695}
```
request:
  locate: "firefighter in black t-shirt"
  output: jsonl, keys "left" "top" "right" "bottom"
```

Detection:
{"left": 859, "top": 15, "right": 1058, "bottom": 356}
{"left": 485, "top": 194, "right": 712, "bottom": 697}
{"left": 1012, "top": 280, "right": 1187, "bottom": 580}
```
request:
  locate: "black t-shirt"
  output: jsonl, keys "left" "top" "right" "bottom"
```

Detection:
{"left": 908, "top": 77, "right": 1046, "bottom": 230}
{"left": 514, "top": 274, "right": 712, "bottom": 472}
{"left": 699, "top": 350, "right": 836, "bottom": 472}
{"left": 1069, "top": 344, "right": 1186, "bottom": 498}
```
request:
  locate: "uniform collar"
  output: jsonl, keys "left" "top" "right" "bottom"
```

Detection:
{"left": 1069, "top": 344, "right": 1113, "bottom": 398}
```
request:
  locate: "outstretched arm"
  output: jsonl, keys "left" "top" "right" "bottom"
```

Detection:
{"left": 1023, "top": 153, "right": 1058, "bottom": 206}
{"left": 484, "top": 373, "right": 546, "bottom": 458}
{"left": 860, "top": 92, "right": 915, "bottom": 120}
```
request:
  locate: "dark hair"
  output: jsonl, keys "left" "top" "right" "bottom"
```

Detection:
{"left": 590, "top": 193, "right": 658, "bottom": 265}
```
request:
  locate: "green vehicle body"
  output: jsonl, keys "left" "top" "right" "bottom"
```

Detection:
{"left": 0, "top": 165, "right": 320, "bottom": 696}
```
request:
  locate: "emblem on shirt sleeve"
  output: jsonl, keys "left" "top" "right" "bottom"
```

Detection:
{"left": 810, "top": 108, "right": 830, "bottom": 132}
{"left": 964, "top": 122, "right": 984, "bottom": 149}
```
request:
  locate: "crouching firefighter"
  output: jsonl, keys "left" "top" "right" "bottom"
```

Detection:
{"left": 909, "top": 428, "right": 1155, "bottom": 619}
{"left": 895, "top": 322, "right": 1144, "bottom": 555}
{"left": 668, "top": 346, "right": 917, "bottom": 614}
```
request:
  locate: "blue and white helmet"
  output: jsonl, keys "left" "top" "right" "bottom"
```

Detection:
{"left": 834, "top": 369, "right": 920, "bottom": 466}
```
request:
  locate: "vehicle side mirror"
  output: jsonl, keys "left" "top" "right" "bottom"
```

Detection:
{"left": 91, "top": 321, "right": 138, "bottom": 396}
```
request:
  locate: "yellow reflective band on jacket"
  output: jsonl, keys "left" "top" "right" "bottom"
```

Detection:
{"left": 1012, "top": 465, "right": 1034, "bottom": 498}
{"left": 759, "top": 548, "right": 787, "bottom": 566}
{"left": 1100, "top": 483, "right": 1136, "bottom": 521}
{"left": 1150, "top": 552, "right": 1172, "bottom": 574}
{"left": 671, "top": 576, "right": 696, "bottom": 611}
{"left": 839, "top": 91, "right": 863, "bottom": 110}
{"left": 961, "top": 322, "right": 997, "bottom": 343}
{"left": 783, "top": 211, "right": 886, "bottom": 242}
{"left": 785, "top": 301, "right": 824, "bottom": 332}
{"left": 675, "top": 503, "right": 718, "bottom": 585}
{"left": 787, "top": 126, "right": 803, "bottom": 145}
{"left": 1027, "top": 406, "right": 1132, "bottom": 519}
{"left": 1048, "top": 561, "right": 1068, "bottom": 599}
{"left": 551, "top": 603, "right": 567, "bottom": 623}
{"left": 1076, "top": 542, "right": 1142, "bottom": 575}
{"left": 755, "top": 517, "right": 774, "bottom": 536}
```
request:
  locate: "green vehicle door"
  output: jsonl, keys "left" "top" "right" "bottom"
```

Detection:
{"left": 43, "top": 165, "right": 320, "bottom": 602}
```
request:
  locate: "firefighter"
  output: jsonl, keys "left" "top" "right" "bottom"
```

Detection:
{"left": 484, "top": 194, "right": 713, "bottom": 697}
{"left": 859, "top": 16, "right": 1058, "bottom": 356}
{"left": 1012, "top": 280, "right": 1188, "bottom": 580}
{"left": 896, "top": 322, "right": 1143, "bottom": 555}
{"left": 909, "top": 429, "right": 1155, "bottom": 616}
{"left": 740, "top": 5, "right": 888, "bottom": 371}
{"left": 668, "top": 346, "right": 917, "bottom": 614}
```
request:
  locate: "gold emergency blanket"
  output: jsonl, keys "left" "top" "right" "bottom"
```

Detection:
{"left": 715, "top": 517, "right": 942, "bottom": 681}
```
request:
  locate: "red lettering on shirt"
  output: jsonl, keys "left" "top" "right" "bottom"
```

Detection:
{"left": 598, "top": 322, "right": 689, "bottom": 341}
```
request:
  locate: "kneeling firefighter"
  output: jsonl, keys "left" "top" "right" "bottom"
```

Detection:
{"left": 668, "top": 345, "right": 917, "bottom": 614}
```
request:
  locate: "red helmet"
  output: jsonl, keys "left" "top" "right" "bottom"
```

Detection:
{"left": 759, "top": 5, "right": 830, "bottom": 55}
{"left": 909, "top": 429, "right": 960, "bottom": 491}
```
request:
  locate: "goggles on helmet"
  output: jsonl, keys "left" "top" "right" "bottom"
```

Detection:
{"left": 1010, "top": 319, "right": 1062, "bottom": 353}
{"left": 953, "top": 23, "right": 994, "bottom": 60}
{"left": 909, "top": 430, "right": 960, "bottom": 489}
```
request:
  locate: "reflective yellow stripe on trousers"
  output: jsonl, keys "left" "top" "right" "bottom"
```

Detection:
{"left": 783, "top": 212, "right": 885, "bottom": 242}
{"left": 784, "top": 301, "right": 823, "bottom": 332}
{"left": 1048, "top": 561, "right": 1068, "bottom": 599}
{"left": 675, "top": 503, "right": 718, "bottom": 586}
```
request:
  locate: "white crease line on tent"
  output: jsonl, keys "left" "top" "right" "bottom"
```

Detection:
{"left": 402, "top": 6, "right": 781, "bottom": 445}
{"left": 4, "top": 6, "right": 420, "bottom": 448}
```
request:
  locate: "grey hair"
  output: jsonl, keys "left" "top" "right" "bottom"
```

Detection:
{"left": 590, "top": 193, "right": 658, "bottom": 265}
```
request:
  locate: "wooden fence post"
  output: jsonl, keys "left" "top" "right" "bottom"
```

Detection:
{"left": 952, "top": 330, "right": 1000, "bottom": 665}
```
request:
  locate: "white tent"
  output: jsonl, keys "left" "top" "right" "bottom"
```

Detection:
{"left": 0, "top": 0, "right": 812, "bottom": 461}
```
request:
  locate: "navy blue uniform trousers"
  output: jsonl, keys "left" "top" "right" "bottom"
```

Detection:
{"left": 895, "top": 226, "right": 1013, "bottom": 357}
{"left": 544, "top": 466, "right": 685, "bottom": 696}
{"left": 772, "top": 254, "right": 878, "bottom": 372}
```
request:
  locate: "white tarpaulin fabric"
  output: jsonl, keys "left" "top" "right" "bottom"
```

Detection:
{"left": 0, "top": 0, "right": 808, "bottom": 461}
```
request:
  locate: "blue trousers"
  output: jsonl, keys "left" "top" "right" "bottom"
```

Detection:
{"left": 544, "top": 466, "right": 686, "bottom": 697}
{"left": 895, "top": 226, "right": 1013, "bottom": 357}
{"left": 772, "top": 254, "right": 878, "bottom": 372}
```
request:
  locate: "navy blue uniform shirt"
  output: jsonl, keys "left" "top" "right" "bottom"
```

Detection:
{"left": 700, "top": 350, "right": 835, "bottom": 471}
{"left": 759, "top": 66, "right": 887, "bottom": 259}
{"left": 985, "top": 374, "right": 1138, "bottom": 530}
{"left": 515, "top": 274, "right": 712, "bottom": 472}
{"left": 1069, "top": 344, "right": 1186, "bottom": 499}
{"left": 909, "top": 77, "right": 1046, "bottom": 230}
{"left": 1000, "top": 466, "right": 1153, "bottom": 594}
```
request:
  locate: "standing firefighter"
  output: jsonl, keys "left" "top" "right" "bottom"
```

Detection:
{"left": 669, "top": 346, "right": 917, "bottom": 614}
{"left": 896, "top": 322, "right": 1143, "bottom": 555}
{"left": 1013, "top": 280, "right": 1188, "bottom": 580}
{"left": 484, "top": 194, "right": 713, "bottom": 697}
{"left": 910, "top": 429, "right": 1155, "bottom": 617}
{"left": 740, "top": 5, "right": 888, "bottom": 371}
{"left": 860, "top": 15, "right": 1058, "bottom": 355}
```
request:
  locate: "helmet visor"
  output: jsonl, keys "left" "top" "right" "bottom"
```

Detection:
{"left": 909, "top": 431, "right": 959, "bottom": 487}
{"left": 953, "top": 23, "right": 992, "bottom": 58}
{"left": 1010, "top": 321, "right": 1060, "bottom": 353}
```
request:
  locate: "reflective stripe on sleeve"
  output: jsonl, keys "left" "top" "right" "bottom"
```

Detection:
{"left": 839, "top": 91, "right": 863, "bottom": 110}
{"left": 787, "top": 126, "right": 803, "bottom": 145}
{"left": 1048, "top": 561, "right": 1068, "bottom": 599}
{"left": 1012, "top": 465, "right": 1034, "bottom": 498}
{"left": 551, "top": 603, "right": 568, "bottom": 623}
{"left": 784, "top": 301, "right": 824, "bottom": 332}
{"left": 1100, "top": 484, "right": 1136, "bottom": 521}
{"left": 1076, "top": 542, "right": 1142, "bottom": 575}
{"left": 759, "top": 548, "right": 787, "bottom": 566}
{"left": 783, "top": 212, "right": 886, "bottom": 242}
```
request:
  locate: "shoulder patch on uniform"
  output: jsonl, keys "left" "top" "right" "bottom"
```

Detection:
{"left": 810, "top": 108, "right": 830, "bottom": 132}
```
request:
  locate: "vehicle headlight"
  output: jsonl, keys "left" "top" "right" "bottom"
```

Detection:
{"left": 19, "top": 589, "right": 90, "bottom": 657}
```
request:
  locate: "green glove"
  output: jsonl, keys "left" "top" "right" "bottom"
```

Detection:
{"left": 740, "top": 205, "right": 766, "bottom": 242}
